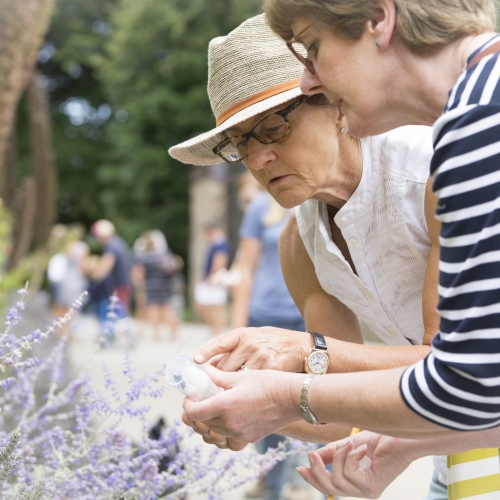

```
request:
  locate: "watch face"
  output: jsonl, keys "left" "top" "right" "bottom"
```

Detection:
{"left": 307, "top": 351, "right": 328, "bottom": 374}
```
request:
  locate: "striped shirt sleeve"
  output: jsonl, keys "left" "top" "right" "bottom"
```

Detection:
{"left": 401, "top": 40, "right": 500, "bottom": 430}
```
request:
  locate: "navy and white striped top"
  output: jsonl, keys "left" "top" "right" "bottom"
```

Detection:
{"left": 401, "top": 35, "right": 500, "bottom": 430}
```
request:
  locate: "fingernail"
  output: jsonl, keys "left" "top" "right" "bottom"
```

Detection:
{"left": 296, "top": 467, "right": 304, "bottom": 475}
{"left": 308, "top": 453, "right": 315, "bottom": 465}
{"left": 194, "top": 353, "right": 204, "bottom": 363}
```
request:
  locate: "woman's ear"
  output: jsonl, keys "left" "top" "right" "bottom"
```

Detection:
{"left": 336, "top": 109, "right": 348, "bottom": 134}
{"left": 365, "top": 0, "right": 397, "bottom": 50}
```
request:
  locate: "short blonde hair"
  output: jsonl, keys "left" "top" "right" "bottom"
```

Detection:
{"left": 264, "top": 0, "right": 497, "bottom": 55}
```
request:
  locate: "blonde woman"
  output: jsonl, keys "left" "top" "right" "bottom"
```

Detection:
{"left": 132, "top": 230, "right": 180, "bottom": 341}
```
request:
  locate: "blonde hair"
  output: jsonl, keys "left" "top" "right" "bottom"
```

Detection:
{"left": 264, "top": 0, "right": 497, "bottom": 55}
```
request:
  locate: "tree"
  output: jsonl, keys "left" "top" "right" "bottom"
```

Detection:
{"left": 0, "top": 0, "right": 55, "bottom": 176}
{"left": 95, "top": 0, "right": 262, "bottom": 260}
{"left": 27, "top": 0, "right": 261, "bottom": 266}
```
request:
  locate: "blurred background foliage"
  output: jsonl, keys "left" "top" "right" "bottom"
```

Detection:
{"left": 15, "top": 0, "right": 262, "bottom": 266}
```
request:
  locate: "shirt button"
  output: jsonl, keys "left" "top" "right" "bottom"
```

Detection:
{"left": 339, "top": 217, "right": 349, "bottom": 225}
{"left": 388, "top": 327, "right": 397, "bottom": 336}
{"left": 348, "top": 239, "right": 357, "bottom": 247}
{"left": 364, "top": 289, "right": 372, "bottom": 298}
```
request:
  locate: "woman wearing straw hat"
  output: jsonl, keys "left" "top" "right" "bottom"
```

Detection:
{"left": 170, "top": 14, "right": 447, "bottom": 498}
{"left": 177, "top": 1, "right": 500, "bottom": 498}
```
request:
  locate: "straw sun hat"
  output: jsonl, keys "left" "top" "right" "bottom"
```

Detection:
{"left": 168, "top": 14, "right": 304, "bottom": 166}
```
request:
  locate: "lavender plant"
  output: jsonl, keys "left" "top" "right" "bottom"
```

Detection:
{"left": 0, "top": 289, "right": 314, "bottom": 499}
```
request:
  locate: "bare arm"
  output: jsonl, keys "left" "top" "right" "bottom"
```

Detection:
{"left": 277, "top": 421, "right": 352, "bottom": 444}
{"left": 194, "top": 206, "right": 439, "bottom": 375}
{"left": 229, "top": 238, "right": 261, "bottom": 329}
{"left": 208, "top": 251, "right": 229, "bottom": 276}
{"left": 279, "top": 211, "right": 363, "bottom": 343}
{"left": 422, "top": 177, "right": 441, "bottom": 344}
{"left": 91, "top": 252, "right": 115, "bottom": 282}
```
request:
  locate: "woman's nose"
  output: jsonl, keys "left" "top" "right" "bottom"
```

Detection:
{"left": 300, "top": 67, "right": 324, "bottom": 95}
{"left": 246, "top": 140, "right": 276, "bottom": 171}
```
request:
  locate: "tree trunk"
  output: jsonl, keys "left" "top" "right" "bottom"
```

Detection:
{"left": 0, "top": 0, "right": 55, "bottom": 190}
{"left": 2, "top": 125, "right": 18, "bottom": 210}
{"left": 8, "top": 177, "right": 36, "bottom": 271}
{"left": 28, "top": 70, "right": 57, "bottom": 248}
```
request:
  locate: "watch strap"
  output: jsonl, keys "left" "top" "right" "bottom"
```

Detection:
{"left": 300, "top": 374, "right": 326, "bottom": 425}
{"left": 307, "top": 330, "right": 327, "bottom": 350}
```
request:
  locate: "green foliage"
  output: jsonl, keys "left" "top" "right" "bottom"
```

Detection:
{"left": 20, "top": 0, "right": 261, "bottom": 266}
{"left": 94, "top": 0, "right": 262, "bottom": 257}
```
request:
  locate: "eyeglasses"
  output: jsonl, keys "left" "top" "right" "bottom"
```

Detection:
{"left": 286, "top": 22, "right": 317, "bottom": 75}
{"left": 213, "top": 96, "right": 309, "bottom": 163}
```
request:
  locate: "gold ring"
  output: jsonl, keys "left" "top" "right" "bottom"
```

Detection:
{"left": 238, "top": 364, "right": 248, "bottom": 371}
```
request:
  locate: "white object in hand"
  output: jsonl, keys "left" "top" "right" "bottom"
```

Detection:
{"left": 165, "top": 354, "right": 221, "bottom": 401}
{"left": 358, "top": 456, "right": 372, "bottom": 470}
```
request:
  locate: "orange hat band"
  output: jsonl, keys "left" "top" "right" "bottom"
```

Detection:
{"left": 215, "top": 78, "right": 301, "bottom": 127}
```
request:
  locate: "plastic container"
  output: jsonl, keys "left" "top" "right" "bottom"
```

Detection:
{"left": 165, "top": 354, "right": 221, "bottom": 401}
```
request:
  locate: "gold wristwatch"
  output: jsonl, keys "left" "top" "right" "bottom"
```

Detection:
{"left": 304, "top": 330, "right": 330, "bottom": 375}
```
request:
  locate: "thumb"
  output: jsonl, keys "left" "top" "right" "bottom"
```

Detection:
{"left": 346, "top": 445, "right": 371, "bottom": 474}
{"left": 204, "top": 364, "right": 237, "bottom": 389}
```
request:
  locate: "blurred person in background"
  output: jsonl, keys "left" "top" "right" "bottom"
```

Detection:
{"left": 90, "top": 219, "right": 133, "bottom": 309}
{"left": 47, "top": 225, "right": 89, "bottom": 325}
{"left": 194, "top": 224, "right": 230, "bottom": 336}
{"left": 84, "top": 254, "right": 112, "bottom": 318}
{"left": 132, "top": 230, "right": 181, "bottom": 342}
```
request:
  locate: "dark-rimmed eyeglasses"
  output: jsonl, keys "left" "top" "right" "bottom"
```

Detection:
{"left": 213, "top": 96, "right": 309, "bottom": 163}
{"left": 286, "top": 22, "right": 317, "bottom": 75}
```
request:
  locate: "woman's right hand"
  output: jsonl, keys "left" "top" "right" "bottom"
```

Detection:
{"left": 182, "top": 410, "right": 249, "bottom": 451}
{"left": 193, "top": 326, "right": 310, "bottom": 372}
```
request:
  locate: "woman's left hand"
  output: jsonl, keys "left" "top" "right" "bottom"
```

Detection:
{"left": 182, "top": 365, "right": 304, "bottom": 443}
{"left": 193, "top": 326, "right": 309, "bottom": 373}
{"left": 296, "top": 431, "right": 414, "bottom": 498}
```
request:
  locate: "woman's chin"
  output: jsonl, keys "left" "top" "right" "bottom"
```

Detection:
{"left": 273, "top": 192, "right": 306, "bottom": 209}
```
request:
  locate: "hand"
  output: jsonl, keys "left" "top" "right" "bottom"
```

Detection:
{"left": 193, "top": 327, "right": 310, "bottom": 373}
{"left": 183, "top": 365, "right": 304, "bottom": 443}
{"left": 296, "top": 431, "right": 415, "bottom": 499}
{"left": 209, "top": 268, "right": 241, "bottom": 287}
{"left": 182, "top": 411, "right": 248, "bottom": 451}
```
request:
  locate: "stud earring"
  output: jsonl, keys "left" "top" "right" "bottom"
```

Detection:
{"left": 340, "top": 127, "right": 347, "bottom": 134}
{"left": 376, "top": 42, "right": 381, "bottom": 48}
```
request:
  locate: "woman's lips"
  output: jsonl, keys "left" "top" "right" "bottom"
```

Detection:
{"left": 269, "top": 175, "right": 290, "bottom": 187}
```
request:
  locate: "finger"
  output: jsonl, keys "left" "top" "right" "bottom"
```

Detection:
{"left": 194, "top": 329, "right": 245, "bottom": 364}
{"left": 216, "top": 349, "right": 251, "bottom": 372}
{"left": 345, "top": 445, "right": 371, "bottom": 475}
{"left": 192, "top": 421, "right": 211, "bottom": 439}
{"left": 331, "top": 442, "right": 357, "bottom": 491}
{"left": 308, "top": 451, "right": 338, "bottom": 495}
{"left": 183, "top": 393, "right": 223, "bottom": 423}
{"left": 209, "top": 353, "right": 228, "bottom": 367}
{"left": 205, "top": 429, "right": 228, "bottom": 447}
{"left": 182, "top": 411, "right": 194, "bottom": 428}
{"left": 315, "top": 440, "right": 347, "bottom": 465}
{"left": 296, "top": 467, "right": 330, "bottom": 495}
{"left": 204, "top": 364, "right": 239, "bottom": 389}
{"left": 331, "top": 443, "right": 363, "bottom": 497}
{"left": 226, "top": 438, "right": 248, "bottom": 452}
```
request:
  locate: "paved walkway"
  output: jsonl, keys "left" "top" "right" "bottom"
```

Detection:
{"left": 67, "top": 317, "right": 433, "bottom": 500}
